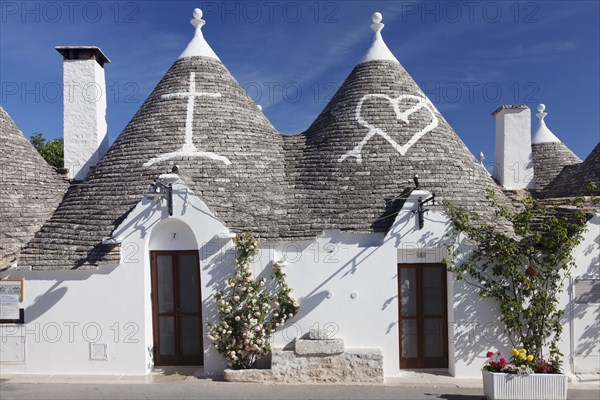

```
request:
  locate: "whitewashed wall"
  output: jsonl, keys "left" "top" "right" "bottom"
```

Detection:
{"left": 0, "top": 266, "right": 148, "bottom": 374}
{"left": 2, "top": 185, "right": 597, "bottom": 379}
{"left": 562, "top": 214, "right": 599, "bottom": 375}
{"left": 264, "top": 190, "right": 454, "bottom": 377}
{"left": 265, "top": 232, "right": 398, "bottom": 375}
{"left": 0, "top": 182, "right": 232, "bottom": 375}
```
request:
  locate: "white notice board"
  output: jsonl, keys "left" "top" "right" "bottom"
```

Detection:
{"left": 0, "top": 279, "right": 23, "bottom": 301}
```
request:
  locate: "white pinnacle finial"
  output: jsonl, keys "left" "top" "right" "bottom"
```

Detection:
{"left": 191, "top": 8, "right": 205, "bottom": 29}
{"left": 532, "top": 103, "right": 560, "bottom": 144}
{"left": 371, "top": 12, "right": 384, "bottom": 32}
{"left": 479, "top": 151, "right": 491, "bottom": 175}
{"left": 536, "top": 103, "right": 547, "bottom": 121}
{"left": 179, "top": 8, "right": 220, "bottom": 60}
{"left": 359, "top": 11, "right": 398, "bottom": 64}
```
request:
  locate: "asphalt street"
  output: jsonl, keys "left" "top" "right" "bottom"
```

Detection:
{"left": 1, "top": 380, "right": 599, "bottom": 400}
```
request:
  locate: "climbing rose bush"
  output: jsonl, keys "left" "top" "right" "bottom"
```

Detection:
{"left": 207, "top": 232, "right": 299, "bottom": 369}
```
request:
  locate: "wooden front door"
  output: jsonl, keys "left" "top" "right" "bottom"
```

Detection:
{"left": 398, "top": 263, "right": 448, "bottom": 369}
{"left": 151, "top": 251, "right": 203, "bottom": 366}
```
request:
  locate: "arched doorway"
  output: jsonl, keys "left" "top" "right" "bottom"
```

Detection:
{"left": 149, "top": 220, "right": 203, "bottom": 366}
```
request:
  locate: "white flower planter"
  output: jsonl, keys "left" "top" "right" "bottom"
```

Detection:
{"left": 482, "top": 371, "right": 568, "bottom": 400}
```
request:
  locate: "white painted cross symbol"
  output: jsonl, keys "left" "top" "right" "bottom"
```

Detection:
{"left": 143, "top": 71, "right": 231, "bottom": 167}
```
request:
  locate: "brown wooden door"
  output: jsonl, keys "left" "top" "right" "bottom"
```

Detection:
{"left": 398, "top": 263, "right": 448, "bottom": 369}
{"left": 151, "top": 251, "right": 203, "bottom": 366}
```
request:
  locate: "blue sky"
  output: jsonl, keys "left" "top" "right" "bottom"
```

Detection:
{"left": 1, "top": 0, "right": 599, "bottom": 162}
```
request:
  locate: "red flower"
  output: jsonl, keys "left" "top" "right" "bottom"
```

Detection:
{"left": 499, "top": 358, "right": 507, "bottom": 366}
{"left": 486, "top": 351, "right": 494, "bottom": 358}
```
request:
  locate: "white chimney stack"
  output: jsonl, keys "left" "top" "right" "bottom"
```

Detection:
{"left": 56, "top": 46, "right": 110, "bottom": 181}
{"left": 492, "top": 105, "right": 534, "bottom": 190}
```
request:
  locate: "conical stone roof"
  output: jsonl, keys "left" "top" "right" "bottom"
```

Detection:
{"left": 20, "top": 56, "right": 290, "bottom": 270}
{"left": 21, "top": 10, "right": 512, "bottom": 270}
{"left": 285, "top": 58, "right": 512, "bottom": 234}
{"left": 541, "top": 143, "right": 600, "bottom": 198}
{"left": 531, "top": 104, "right": 581, "bottom": 191}
{"left": 532, "top": 142, "right": 581, "bottom": 190}
{"left": 0, "top": 106, "right": 68, "bottom": 269}
{"left": 284, "top": 12, "right": 512, "bottom": 235}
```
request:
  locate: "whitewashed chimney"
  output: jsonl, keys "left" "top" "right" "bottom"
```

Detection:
{"left": 491, "top": 105, "right": 534, "bottom": 190}
{"left": 56, "top": 46, "right": 110, "bottom": 181}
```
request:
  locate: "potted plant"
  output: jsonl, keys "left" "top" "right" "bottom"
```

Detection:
{"left": 482, "top": 349, "right": 567, "bottom": 400}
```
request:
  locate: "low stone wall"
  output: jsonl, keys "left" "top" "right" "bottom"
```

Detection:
{"left": 271, "top": 348, "right": 384, "bottom": 383}
{"left": 224, "top": 331, "right": 384, "bottom": 384}
{"left": 224, "top": 349, "right": 383, "bottom": 384}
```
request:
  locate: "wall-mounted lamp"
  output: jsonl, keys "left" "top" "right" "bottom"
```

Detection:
{"left": 145, "top": 167, "right": 179, "bottom": 216}
{"left": 146, "top": 179, "right": 173, "bottom": 216}
{"left": 413, "top": 174, "right": 419, "bottom": 189}
{"left": 413, "top": 194, "right": 436, "bottom": 230}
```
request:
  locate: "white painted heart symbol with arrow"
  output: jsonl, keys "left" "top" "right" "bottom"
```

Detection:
{"left": 339, "top": 94, "right": 439, "bottom": 163}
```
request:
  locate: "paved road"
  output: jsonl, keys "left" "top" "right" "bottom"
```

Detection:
{"left": 1, "top": 381, "right": 599, "bottom": 400}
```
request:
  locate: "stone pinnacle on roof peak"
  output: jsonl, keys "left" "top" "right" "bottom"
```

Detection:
{"left": 532, "top": 103, "right": 561, "bottom": 144}
{"left": 371, "top": 12, "right": 384, "bottom": 32}
{"left": 191, "top": 8, "right": 204, "bottom": 28}
{"left": 359, "top": 11, "right": 399, "bottom": 65}
{"left": 179, "top": 8, "right": 220, "bottom": 61}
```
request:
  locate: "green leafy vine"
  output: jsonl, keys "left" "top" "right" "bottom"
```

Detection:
{"left": 443, "top": 188, "right": 591, "bottom": 367}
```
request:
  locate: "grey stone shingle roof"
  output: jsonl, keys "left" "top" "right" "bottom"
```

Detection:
{"left": 284, "top": 60, "right": 512, "bottom": 233}
{"left": 19, "top": 56, "right": 512, "bottom": 270}
{"left": 541, "top": 143, "right": 600, "bottom": 198}
{"left": 19, "top": 57, "right": 290, "bottom": 270}
{"left": 0, "top": 106, "right": 69, "bottom": 269}
{"left": 532, "top": 141, "right": 581, "bottom": 191}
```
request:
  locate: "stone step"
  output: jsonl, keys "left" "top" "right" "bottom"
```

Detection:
{"left": 307, "top": 329, "right": 332, "bottom": 340}
{"left": 294, "top": 338, "right": 344, "bottom": 356}
{"left": 223, "top": 368, "right": 275, "bottom": 383}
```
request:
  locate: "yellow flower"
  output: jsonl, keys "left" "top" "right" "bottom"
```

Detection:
{"left": 511, "top": 349, "right": 519, "bottom": 356}
{"left": 527, "top": 355, "right": 534, "bottom": 361}
{"left": 517, "top": 349, "right": 527, "bottom": 360}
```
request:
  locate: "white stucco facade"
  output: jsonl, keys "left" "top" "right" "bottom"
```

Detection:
{"left": 1, "top": 185, "right": 598, "bottom": 379}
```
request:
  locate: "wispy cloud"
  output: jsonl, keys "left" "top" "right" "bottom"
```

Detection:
{"left": 475, "top": 40, "right": 579, "bottom": 61}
